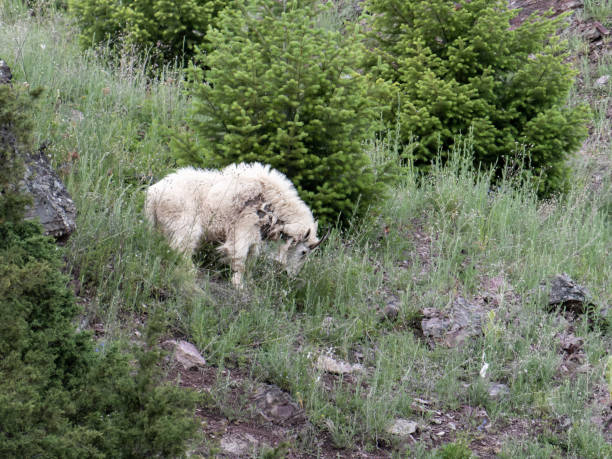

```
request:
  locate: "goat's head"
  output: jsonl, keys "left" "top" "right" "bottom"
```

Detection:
{"left": 276, "top": 224, "right": 328, "bottom": 276}
{"left": 256, "top": 202, "right": 327, "bottom": 276}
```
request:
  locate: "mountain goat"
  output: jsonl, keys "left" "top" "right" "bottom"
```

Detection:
{"left": 145, "top": 163, "right": 322, "bottom": 287}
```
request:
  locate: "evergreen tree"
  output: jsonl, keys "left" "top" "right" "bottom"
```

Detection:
{"left": 178, "top": 0, "right": 388, "bottom": 225}
{"left": 365, "top": 0, "right": 590, "bottom": 194}
{"left": 68, "top": 0, "right": 227, "bottom": 66}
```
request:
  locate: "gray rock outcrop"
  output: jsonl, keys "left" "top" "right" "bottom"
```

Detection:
{"left": 22, "top": 147, "right": 77, "bottom": 239}
{"left": 0, "top": 59, "right": 76, "bottom": 239}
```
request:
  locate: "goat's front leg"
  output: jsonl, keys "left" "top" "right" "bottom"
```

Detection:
{"left": 221, "top": 216, "right": 262, "bottom": 288}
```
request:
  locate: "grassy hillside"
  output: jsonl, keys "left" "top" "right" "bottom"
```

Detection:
{"left": 1, "top": 1, "right": 610, "bottom": 457}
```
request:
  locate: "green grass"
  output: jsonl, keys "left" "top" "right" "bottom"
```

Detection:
{"left": 583, "top": 0, "right": 612, "bottom": 25}
{"left": 1, "top": 1, "right": 611, "bottom": 456}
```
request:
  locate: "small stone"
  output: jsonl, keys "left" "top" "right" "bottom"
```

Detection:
{"left": 70, "top": 109, "right": 85, "bottom": 123}
{"left": 448, "top": 422, "right": 457, "bottom": 431}
{"left": 162, "top": 340, "right": 206, "bottom": 370}
{"left": 386, "top": 419, "right": 418, "bottom": 436}
{"left": 316, "top": 355, "right": 365, "bottom": 375}
{"left": 488, "top": 383, "right": 510, "bottom": 400}
{"left": 436, "top": 431, "right": 445, "bottom": 437}
{"left": 0, "top": 59, "right": 12, "bottom": 84}
{"left": 382, "top": 304, "right": 400, "bottom": 321}
{"left": 220, "top": 433, "right": 259, "bottom": 455}
{"left": 595, "top": 75, "right": 610, "bottom": 87}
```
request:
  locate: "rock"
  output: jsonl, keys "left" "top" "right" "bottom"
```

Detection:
{"left": 321, "top": 316, "right": 334, "bottom": 336}
{"left": 488, "top": 383, "right": 510, "bottom": 400}
{"left": 559, "top": 332, "right": 584, "bottom": 354}
{"left": 252, "top": 384, "right": 305, "bottom": 425}
{"left": 421, "top": 296, "right": 485, "bottom": 347}
{"left": 595, "top": 75, "right": 610, "bottom": 87}
{"left": 382, "top": 303, "right": 400, "bottom": 321}
{"left": 0, "top": 60, "right": 77, "bottom": 240}
{"left": 162, "top": 340, "right": 206, "bottom": 370}
{"left": 22, "top": 149, "right": 77, "bottom": 239}
{"left": 547, "top": 273, "right": 591, "bottom": 314}
{"left": 69, "top": 109, "right": 84, "bottom": 124}
{"left": 0, "top": 59, "right": 12, "bottom": 84}
{"left": 386, "top": 419, "right": 418, "bottom": 437}
{"left": 220, "top": 432, "right": 259, "bottom": 456}
{"left": 509, "top": 0, "right": 584, "bottom": 27}
{"left": 315, "top": 355, "right": 365, "bottom": 375}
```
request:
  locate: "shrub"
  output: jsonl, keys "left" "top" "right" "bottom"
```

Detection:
{"left": 0, "top": 82, "right": 198, "bottom": 458}
{"left": 364, "top": 0, "right": 590, "bottom": 194}
{"left": 176, "top": 0, "right": 388, "bottom": 226}
{"left": 68, "top": 0, "right": 226, "bottom": 66}
{"left": 0, "top": 221, "right": 198, "bottom": 457}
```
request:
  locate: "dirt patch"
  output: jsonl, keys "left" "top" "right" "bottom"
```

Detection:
{"left": 167, "top": 363, "right": 391, "bottom": 458}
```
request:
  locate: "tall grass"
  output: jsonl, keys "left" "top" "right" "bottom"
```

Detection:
{"left": 583, "top": 0, "right": 612, "bottom": 24}
{"left": 0, "top": 1, "right": 199, "bottom": 328}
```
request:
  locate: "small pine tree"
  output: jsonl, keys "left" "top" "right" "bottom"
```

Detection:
{"left": 68, "top": 0, "right": 227, "bottom": 65}
{"left": 364, "top": 0, "right": 590, "bottom": 194}
{"left": 177, "top": 0, "right": 388, "bottom": 226}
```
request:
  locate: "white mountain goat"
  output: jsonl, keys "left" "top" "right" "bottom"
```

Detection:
{"left": 145, "top": 163, "right": 323, "bottom": 287}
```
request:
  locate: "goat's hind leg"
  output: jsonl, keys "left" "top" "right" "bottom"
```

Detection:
{"left": 166, "top": 215, "right": 204, "bottom": 258}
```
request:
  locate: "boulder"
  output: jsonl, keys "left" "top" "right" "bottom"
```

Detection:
{"left": 22, "top": 147, "right": 77, "bottom": 239}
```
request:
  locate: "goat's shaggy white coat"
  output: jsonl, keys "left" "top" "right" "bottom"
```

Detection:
{"left": 145, "top": 163, "right": 319, "bottom": 286}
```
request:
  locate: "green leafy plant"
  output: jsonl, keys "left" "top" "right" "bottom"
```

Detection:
{"left": 176, "top": 0, "right": 389, "bottom": 225}
{"left": 364, "top": 0, "right": 590, "bottom": 194}
{"left": 68, "top": 0, "right": 227, "bottom": 65}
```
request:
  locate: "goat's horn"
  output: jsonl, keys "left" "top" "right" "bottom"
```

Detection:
{"left": 304, "top": 228, "right": 310, "bottom": 240}
{"left": 309, "top": 230, "right": 330, "bottom": 249}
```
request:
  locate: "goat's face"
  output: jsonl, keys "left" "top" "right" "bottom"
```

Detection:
{"left": 275, "top": 227, "right": 323, "bottom": 276}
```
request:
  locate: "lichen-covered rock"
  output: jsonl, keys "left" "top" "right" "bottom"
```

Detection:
{"left": 548, "top": 273, "right": 590, "bottom": 314}
{"left": 1, "top": 60, "right": 76, "bottom": 239}
{"left": 0, "top": 59, "right": 12, "bottom": 84}
{"left": 22, "top": 149, "right": 77, "bottom": 239}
